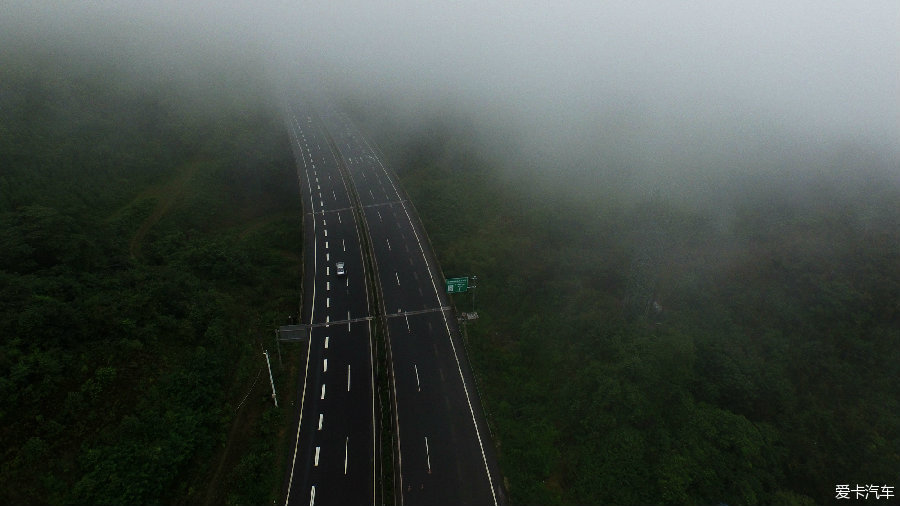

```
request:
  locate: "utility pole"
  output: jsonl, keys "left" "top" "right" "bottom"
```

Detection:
{"left": 264, "top": 350, "right": 278, "bottom": 407}
{"left": 471, "top": 275, "right": 478, "bottom": 313}
{"left": 274, "top": 328, "right": 283, "bottom": 368}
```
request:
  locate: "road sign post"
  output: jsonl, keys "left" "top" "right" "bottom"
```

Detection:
{"left": 446, "top": 277, "right": 468, "bottom": 294}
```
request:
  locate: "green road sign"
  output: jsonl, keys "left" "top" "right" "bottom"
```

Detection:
{"left": 446, "top": 277, "right": 469, "bottom": 293}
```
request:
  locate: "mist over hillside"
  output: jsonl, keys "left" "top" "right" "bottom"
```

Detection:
{"left": 3, "top": 2, "right": 899, "bottom": 504}
{"left": 6, "top": 1, "right": 898, "bottom": 194}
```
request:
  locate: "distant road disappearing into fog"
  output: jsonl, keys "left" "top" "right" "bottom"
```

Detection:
{"left": 283, "top": 101, "right": 506, "bottom": 506}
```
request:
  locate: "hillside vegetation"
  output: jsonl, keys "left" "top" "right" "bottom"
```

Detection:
{"left": 0, "top": 46, "right": 301, "bottom": 504}
{"left": 368, "top": 113, "right": 900, "bottom": 505}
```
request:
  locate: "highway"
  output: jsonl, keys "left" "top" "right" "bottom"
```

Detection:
{"left": 283, "top": 105, "right": 377, "bottom": 506}
{"left": 317, "top": 105, "right": 507, "bottom": 506}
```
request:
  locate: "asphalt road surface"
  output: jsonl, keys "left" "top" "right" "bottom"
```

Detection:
{"left": 283, "top": 105, "right": 377, "bottom": 506}
{"left": 317, "top": 104, "right": 507, "bottom": 506}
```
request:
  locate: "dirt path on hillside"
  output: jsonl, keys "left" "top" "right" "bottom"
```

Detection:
{"left": 201, "top": 367, "right": 263, "bottom": 506}
{"left": 129, "top": 164, "right": 200, "bottom": 260}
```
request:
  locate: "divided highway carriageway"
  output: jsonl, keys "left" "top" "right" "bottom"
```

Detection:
{"left": 282, "top": 101, "right": 506, "bottom": 506}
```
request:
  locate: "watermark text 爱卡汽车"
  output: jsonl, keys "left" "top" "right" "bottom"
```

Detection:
{"left": 836, "top": 484, "right": 894, "bottom": 500}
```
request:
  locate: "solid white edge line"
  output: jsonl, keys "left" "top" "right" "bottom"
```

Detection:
{"left": 380, "top": 143, "right": 500, "bottom": 505}
{"left": 284, "top": 327, "right": 313, "bottom": 505}
{"left": 284, "top": 116, "right": 320, "bottom": 506}
{"left": 427, "top": 240, "right": 499, "bottom": 502}
{"left": 425, "top": 436, "right": 431, "bottom": 473}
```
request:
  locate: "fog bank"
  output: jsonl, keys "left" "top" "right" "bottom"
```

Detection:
{"left": 5, "top": 1, "right": 898, "bottom": 194}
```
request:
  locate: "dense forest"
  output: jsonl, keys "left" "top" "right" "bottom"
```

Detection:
{"left": 363, "top": 110, "right": 900, "bottom": 505}
{"left": 0, "top": 45, "right": 302, "bottom": 504}
{"left": 3, "top": 35, "right": 897, "bottom": 506}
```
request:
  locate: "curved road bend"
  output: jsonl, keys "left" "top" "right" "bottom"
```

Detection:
{"left": 318, "top": 105, "right": 507, "bottom": 506}
{"left": 283, "top": 104, "right": 377, "bottom": 506}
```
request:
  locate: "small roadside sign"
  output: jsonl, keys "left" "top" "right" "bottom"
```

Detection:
{"left": 446, "top": 277, "right": 469, "bottom": 293}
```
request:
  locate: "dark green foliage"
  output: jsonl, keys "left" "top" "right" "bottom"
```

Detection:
{"left": 0, "top": 46, "right": 300, "bottom": 504}
{"left": 376, "top": 118, "right": 900, "bottom": 505}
